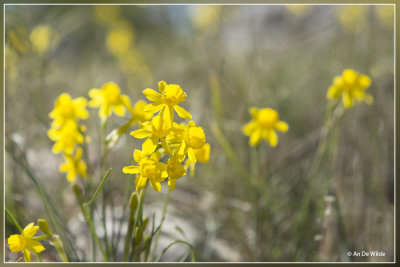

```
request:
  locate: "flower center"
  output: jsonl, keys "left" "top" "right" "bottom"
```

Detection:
{"left": 163, "top": 84, "right": 186, "bottom": 106}
{"left": 140, "top": 158, "right": 158, "bottom": 178}
{"left": 167, "top": 158, "right": 185, "bottom": 179}
{"left": 257, "top": 108, "right": 278, "bottom": 128}
{"left": 61, "top": 104, "right": 75, "bottom": 117}
{"left": 9, "top": 235, "right": 27, "bottom": 252}
{"left": 185, "top": 126, "right": 205, "bottom": 149}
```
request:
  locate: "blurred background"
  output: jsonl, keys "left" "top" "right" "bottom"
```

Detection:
{"left": 5, "top": 4, "right": 394, "bottom": 262}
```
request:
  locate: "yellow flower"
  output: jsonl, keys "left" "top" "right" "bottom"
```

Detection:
{"left": 131, "top": 114, "right": 172, "bottom": 155}
{"left": 166, "top": 155, "right": 186, "bottom": 191}
{"left": 49, "top": 93, "right": 88, "bottom": 127}
{"left": 89, "top": 82, "right": 129, "bottom": 119}
{"left": 122, "top": 148, "right": 168, "bottom": 192}
{"left": 167, "top": 121, "right": 206, "bottom": 163}
{"left": 48, "top": 121, "right": 84, "bottom": 154}
{"left": 186, "top": 143, "right": 210, "bottom": 176}
{"left": 106, "top": 21, "right": 134, "bottom": 57}
{"left": 242, "top": 108, "right": 288, "bottom": 147}
{"left": 59, "top": 147, "right": 87, "bottom": 182}
{"left": 8, "top": 223, "right": 45, "bottom": 262}
{"left": 29, "top": 25, "right": 57, "bottom": 54}
{"left": 143, "top": 81, "right": 192, "bottom": 126}
{"left": 125, "top": 99, "right": 153, "bottom": 126}
{"left": 327, "top": 69, "right": 373, "bottom": 108}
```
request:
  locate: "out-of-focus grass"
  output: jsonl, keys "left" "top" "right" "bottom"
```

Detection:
{"left": 5, "top": 5, "right": 394, "bottom": 262}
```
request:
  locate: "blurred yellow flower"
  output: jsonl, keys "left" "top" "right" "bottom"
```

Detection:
{"left": 7, "top": 27, "right": 29, "bottom": 54}
{"left": 144, "top": 81, "right": 192, "bottom": 126}
{"left": 106, "top": 22, "right": 134, "bottom": 57}
{"left": 49, "top": 93, "right": 88, "bottom": 127}
{"left": 89, "top": 82, "right": 129, "bottom": 119}
{"left": 327, "top": 69, "right": 373, "bottom": 108}
{"left": 29, "top": 25, "right": 56, "bottom": 54}
{"left": 125, "top": 99, "right": 153, "bottom": 126}
{"left": 337, "top": 5, "right": 368, "bottom": 33}
{"left": 130, "top": 114, "right": 172, "bottom": 155}
{"left": 167, "top": 121, "right": 206, "bottom": 163}
{"left": 166, "top": 155, "right": 186, "bottom": 191}
{"left": 8, "top": 223, "right": 45, "bottom": 262}
{"left": 123, "top": 149, "right": 168, "bottom": 192}
{"left": 48, "top": 121, "right": 84, "bottom": 154}
{"left": 242, "top": 108, "right": 288, "bottom": 147}
{"left": 59, "top": 147, "right": 87, "bottom": 182}
{"left": 376, "top": 5, "right": 394, "bottom": 29}
{"left": 190, "top": 5, "right": 222, "bottom": 30}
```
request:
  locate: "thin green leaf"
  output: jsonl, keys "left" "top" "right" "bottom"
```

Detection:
{"left": 84, "top": 168, "right": 112, "bottom": 207}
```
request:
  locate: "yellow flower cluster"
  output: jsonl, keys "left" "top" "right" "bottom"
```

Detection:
{"left": 123, "top": 81, "right": 210, "bottom": 192}
{"left": 243, "top": 107, "right": 289, "bottom": 147}
{"left": 48, "top": 93, "right": 89, "bottom": 182}
{"left": 327, "top": 69, "right": 373, "bottom": 108}
{"left": 8, "top": 223, "right": 45, "bottom": 262}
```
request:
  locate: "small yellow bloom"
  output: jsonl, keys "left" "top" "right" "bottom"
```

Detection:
{"left": 143, "top": 81, "right": 192, "bottom": 126}
{"left": 131, "top": 114, "right": 172, "bottom": 155}
{"left": 327, "top": 69, "right": 373, "bottom": 108}
{"left": 59, "top": 147, "right": 87, "bottom": 182}
{"left": 89, "top": 82, "right": 129, "bottom": 119}
{"left": 8, "top": 223, "right": 45, "bottom": 262}
{"left": 167, "top": 121, "right": 206, "bottom": 163}
{"left": 49, "top": 93, "right": 88, "bottom": 127}
{"left": 48, "top": 121, "right": 84, "bottom": 154}
{"left": 124, "top": 99, "right": 153, "bottom": 126}
{"left": 166, "top": 155, "right": 186, "bottom": 191}
{"left": 242, "top": 108, "right": 288, "bottom": 147}
{"left": 123, "top": 148, "right": 168, "bottom": 192}
{"left": 186, "top": 143, "right": 210, "bottom": 176}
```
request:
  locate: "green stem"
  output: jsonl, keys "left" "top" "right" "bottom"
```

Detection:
{"left": 150, "top": 189, "right": 171, "bottom": 261}
{"left": 73, "top": 185, "right": 109, "bottom": 262}
{"left": 155, "top": 240, "right": 196, "bottom": 262}
{"left": 5, "top": 207, "right": 23, "bottom": 233}
{"left": 84, "top": 168, "right": 112, "bottom": 207}
{"left": 122, "top": 192, "right": 139, "bottom": 262}
{"left": 33, "top": 251, "right": 42, "bottom": 262}
{"left": 128, "top": 189, "right": 146, "bottom": 262}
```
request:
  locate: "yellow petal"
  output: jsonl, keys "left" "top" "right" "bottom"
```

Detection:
{"left": 342, "top": 69, "right": 358, "bottom": 86}
{"left": 150, "top": 180, "right": 161, "bottom": 192}
{"left": 23, "top": 223, "right": 38, "bottom": 238}
{"left": 163, "top": 105, "right": 174, "bottom": 127}
{"left": 158, "top": 80, "right": 167, "bottom": 93}
{"left": 142, "top": 137, "right": 157, "bottom": 155}
{"left": 168, "top": 178, "right": 176, "bottom": 191}
{"left": 123, "top": 165, "right": 140, "bottom": 174}
{"left": 161, "top": 137, "right": 172, "bottom": 154}
{"left": 135, "top": 176, "right": 147, "bottom": 191}
{"left": 133, "top": 149, "right": 142, "bottom": 163}
{"left": 174, "top": 105, "right": 192, "bottom": 119}
{"left": 113, "top": 104, "right": 126, "bottom": 117}
{"left": 275, "top": 121, "right": 289, "bottom": 132}
{"left": 265, "top": 129, "right": 278, "bottom": 147}
{"left": 249, "top": 107, "right": 259, "bottom": 118}
{"left": 249, "top": 128, "right": 262, "bottom": 146}
{"left": 327, "top": 86, "right": 341, "bottom": 99}
{"left": 188, "top": 147, "right": 197, "bottom": 163}
{"left": 23, "top": 248, "right": 31, "bottom": 262}
{"left": 143, "top": 88, "right": 162, "bottom": 102}
{"left": 26, "top": 240, "right": 45, "bottom": 253}
{"left": 242, "top": 121, "right": 257, "bottom": 136}
{"left": 342, "top": 91, "right": 353, "bottom": 108}
{"left": 131, "top": 128, "right": 152, "bottom": 139}
{"left": 358, "top": 74, "right": 371, "bottom": 88}
{"left": 144, "top": 102, "right": 164, "bottom": 113}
